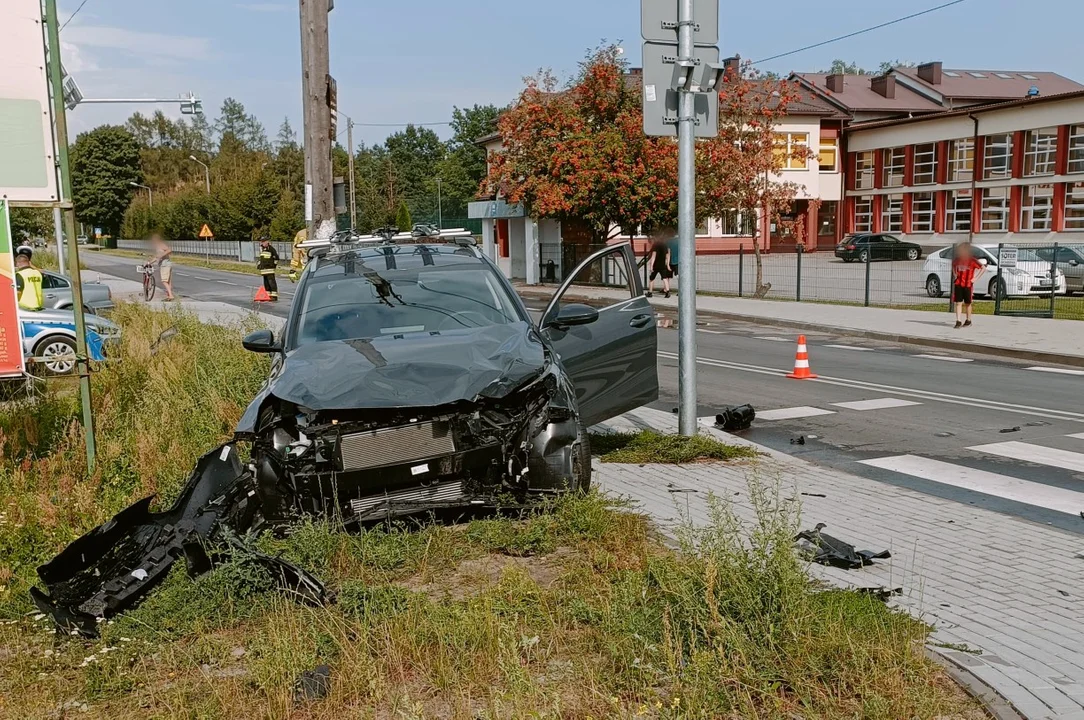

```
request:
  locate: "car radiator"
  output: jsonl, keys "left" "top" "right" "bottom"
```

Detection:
{"left": 349, "top": 480, "right": 464, "bottom": 516}
{"left": 338, "top": 420, "right": 455, "bottom": 471}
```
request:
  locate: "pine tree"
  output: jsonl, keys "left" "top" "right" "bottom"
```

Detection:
{"left": 395, "top": 200, "right": 412, "bottom": 232}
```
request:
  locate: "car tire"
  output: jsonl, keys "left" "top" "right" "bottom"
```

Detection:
{"left": 842, "top": 257, "right": 854, "bottom": 264}
{"left": 573, "top": 417, "right": 592, "bottom": 494}
{"left": 988, "top": 278, "right": 1006, "bottom": 301}
{"left": 859, "top": 250, "right": 870, "bottom": 263}
{"left": 907, "top": 248, "right": 920, "bottom": 261}
{"left": 33, "top": 335, "right": 78, "bottom": 376}
{"left": 926, "top": 275, "right": 943, "bottom": 298}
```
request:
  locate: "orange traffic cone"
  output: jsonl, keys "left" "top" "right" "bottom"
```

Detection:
{"left": 254, "top": 286, "right": 272, "bottom": 303}
{"left": 786, "top": 335, "right": 818, "bottom": 379}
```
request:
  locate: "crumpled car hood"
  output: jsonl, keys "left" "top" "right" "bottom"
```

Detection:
{"left": 265, "top": 321, "right": 547, "bottom": 411}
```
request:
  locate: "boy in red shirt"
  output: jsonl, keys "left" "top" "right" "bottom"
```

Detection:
{"left": 951, "top": 243, "right": 985, "bottom": 329}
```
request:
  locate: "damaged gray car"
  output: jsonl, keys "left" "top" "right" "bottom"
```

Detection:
{"left": 32, "top": 229, "right": 658, "bottom": 634}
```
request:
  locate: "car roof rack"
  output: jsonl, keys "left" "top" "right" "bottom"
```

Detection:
{"left": 301, "top": 224, "right": 476, "bottom": 252}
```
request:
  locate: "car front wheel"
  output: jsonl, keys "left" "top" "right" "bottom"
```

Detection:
{"left": 573, "top": 418, "right": 592, "bottom": 493}
{"left": 926, "top": 275, "right": 943, "bottom": 298}
{"left": 988, "top": 278, "right": 1007, "bottom": 301}
{"left": 34, "top": 335, "right": 78, "bottom": 376}
{"left": 907, "top": 248, "right": 920, "bottom": 261}
{"left": 859, "top": 249, "right": 870, "bottom": 263}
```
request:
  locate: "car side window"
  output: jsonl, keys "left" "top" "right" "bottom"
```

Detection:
{"left": 882, "top": 235, "right": 898, "bottom": 243}
{"left": 566, "top": 246, "right": 636, "bottom": 299}
{"left": 41, "top": 274, "right": 69, "bottom": 290}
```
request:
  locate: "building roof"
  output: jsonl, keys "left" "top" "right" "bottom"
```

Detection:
{"left": 844, "top": 88, "right": 1084, "bottom": 133}
{"left": 793, "top": 73, "right": 944, "bottom": 113}
{"left": 782, "top": 86, "right": 848, "bottom": 117}
{"left": 893, "top": 67, "right": 1083, "bottom": 101}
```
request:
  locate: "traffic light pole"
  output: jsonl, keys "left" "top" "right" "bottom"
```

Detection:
{"left": 45, "top": 0, "right": 96, "bottom": 471}
{"left": 676, "top": 0, "right": 698, "bottom": 437}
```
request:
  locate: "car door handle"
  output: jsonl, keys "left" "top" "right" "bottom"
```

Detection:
{"left": 45, "top": 293, "right": 56, "bottom": 299}
{"left": 630, "top": 314, "right": 653, "bottom": 328}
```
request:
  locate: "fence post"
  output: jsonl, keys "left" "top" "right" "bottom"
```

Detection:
{"left": 864, "top": 251, "right": 872, "bottom": 307}
{"left": 795, "top": 244, "right": 803, "bottom": 302}
{"left": 1051, "top": 242, "right": 1059, "bottom": 318}
{"left": 738, "top": 244, "right": 744, "bottom": 298}
{"left": 995, "top": 244, "right": 1004, "bottom": 316}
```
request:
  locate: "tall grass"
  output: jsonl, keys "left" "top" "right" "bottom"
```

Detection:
{"left": 0, "top": 303, "right": 269, "bottom": 616}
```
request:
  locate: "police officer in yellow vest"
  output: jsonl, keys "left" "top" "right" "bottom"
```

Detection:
{"left": 257, "top": 237, "right": 280, "bottom": 301}
{"left": 289, "top": 227, "right": 307, "bottom": 282}
{"left": 14, "top": 246, "right": 44, "bottom": 311}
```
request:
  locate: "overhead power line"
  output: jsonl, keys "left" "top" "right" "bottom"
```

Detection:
{"left": 353, "top": 121, "right": 452, "bottom": 128}
{"left": 60, "top": 0, "right": 92, "bottom": 31}
{"left": 751, "top": 0, "right": 969, "bottom": 65}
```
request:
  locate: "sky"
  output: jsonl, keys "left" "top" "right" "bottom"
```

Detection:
{"left": 60, "top": 0, "right": 1084, "bottom": 147}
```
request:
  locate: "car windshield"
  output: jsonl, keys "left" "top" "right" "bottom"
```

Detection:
{"left": 292, "top": 246, "right": 524, "bottom": 347}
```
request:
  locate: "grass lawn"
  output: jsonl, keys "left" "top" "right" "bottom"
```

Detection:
{"left": 98, "top": 247, "right": 294, "bottom": 278}
{"left": 0, "top": 305, "right": 984, "bottom": 719}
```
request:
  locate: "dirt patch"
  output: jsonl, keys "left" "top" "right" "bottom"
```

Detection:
{"left": 400, "top": 547, "right": 574, "bottom": 601}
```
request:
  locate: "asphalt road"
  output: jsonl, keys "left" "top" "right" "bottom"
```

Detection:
{"left": 84, "top": 250, "right": 1084, "bottom": 533}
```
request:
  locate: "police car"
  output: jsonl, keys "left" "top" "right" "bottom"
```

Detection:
{"left": 20, "top": 308, "right": 120, "bottom": 376}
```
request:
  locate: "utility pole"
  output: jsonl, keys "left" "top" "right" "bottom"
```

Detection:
{"left": 299, "top": 0, "right": 334, "bottom": 239}
{"left": 676, "top": 0, "right": 697, "bottom": 437}
{"left": 45, "top": 0, "right": 96, "bottom": 470}
{"left": 437, "top": 178, "right": 443, "bottom": 229}
{"left": 347, "top": 117, "right": 356, "bottom": 230}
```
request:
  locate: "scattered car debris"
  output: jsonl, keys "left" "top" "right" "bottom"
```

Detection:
{"left": 795, "top": 523, "right": 891, "bottom": 569}
{"left": 1027, "top": 421, "right": 1051, "bottom": 427}
{"left": 857, "top": 586, "right": 903, "bottom": 602}
{"left": 935, "top": 432, "right": 954, "bottom": 438}
{"left": 1058, "top": 589, "right": 1071, "bottom": 597}
{"left": 666, "top": 483, "right": 698, "bottom": 494}
{"left": 999, "top": 426, "right": 1022, "bottom": 434}
{"left": 150, "top": 325, "right": 179, "bottom": 355}
{"left": 30, "top": 445, "right": 327, "bottom": 637}
{"left": 714, "top": 405, "right": 755, "bottom": 431}
{"left": 294, "top": 664, "right": 331, "bottom": 702}
{"left": 801, "top": 492, "right": 826, "bottom": 498}
{"left": 790, "top": 436, "right": 806, "bottom": 446}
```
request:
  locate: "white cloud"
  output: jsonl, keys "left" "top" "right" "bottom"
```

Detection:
{"left": 235, "top": 3, "right": 292, "bottom": 12}
{"left": 63, "top": 26, "right": 212, "bottom": 63}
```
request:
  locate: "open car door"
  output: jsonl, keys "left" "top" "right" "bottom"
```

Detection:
{"left": 539, "top": 243, "right": 658, "bottom": 426}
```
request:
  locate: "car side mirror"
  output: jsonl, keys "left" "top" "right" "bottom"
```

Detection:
{"left": 1071, "top": 260, "right": 1080, "bottom": 267}
{"left": 548, "top": 303, "right": 599, "bottom": 329}
{"left": 978, "top": 259, "right": 988, "bottom": 266}
{"left": 242, "top": 329, "right": 282, "bottom": 354}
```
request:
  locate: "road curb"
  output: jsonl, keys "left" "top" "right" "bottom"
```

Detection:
{"left": 926, "top": 648, "right": 1025, "bottom": 720}
{"left": 518, "top": 287, "right": 1084, "bottom": 368}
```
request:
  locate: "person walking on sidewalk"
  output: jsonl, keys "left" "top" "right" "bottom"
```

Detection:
{"left": 257, "top": 237, "right": 280, "bottom": 302}
{"left": 151, "top": 234, "right": 175, "bottom": 302}
{"left": 666, "top": 229, "right": 680, "bottom": 280}
{"left": 951, "top": 242, "right": 985, "bottom": 329}
{"left": 646, "top": 235, "right": 672, "bottom": 299}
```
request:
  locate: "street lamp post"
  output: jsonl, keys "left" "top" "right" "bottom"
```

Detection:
{"left": 436, "top": 178, "right": 443, "bottom": 229}
{"left": 130, "top": 181, "right": 152, "bottom": 207}
{"left": 189, "top": 155, "right": 210, "bottom": 193}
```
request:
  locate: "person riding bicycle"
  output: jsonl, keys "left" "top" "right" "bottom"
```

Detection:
{"left": 289, "top": 227, "right": 307, "bottom": 282}
{"left": 151, "top": 234, "right": 175, "bottom": 301}
{"left": 14, "top": 246, "right": 44, "bottom": 311}
{"left": 257, "top": 237, "right": 280, "bottom": 301}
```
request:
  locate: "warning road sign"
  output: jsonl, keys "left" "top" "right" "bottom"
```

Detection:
{"left": 199, "top": 224, "right": 214, "bottom": 239}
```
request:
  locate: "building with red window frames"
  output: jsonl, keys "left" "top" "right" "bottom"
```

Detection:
{"left": 843, "top": 88, "right": 1084, "bottom": 247}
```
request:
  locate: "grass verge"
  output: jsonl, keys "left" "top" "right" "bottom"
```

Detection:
{"left": 0, "top": 306, "right": 981, "bottom": 719}
{"left": 99, "top": 247, "right": 294, "bottom": 277}
{"left": 590, "top": 429, "right": 758, "bottom": 464}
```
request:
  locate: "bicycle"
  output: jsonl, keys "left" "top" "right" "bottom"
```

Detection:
{"left": 137, "top": 262, "right": 156, "bottom": 302}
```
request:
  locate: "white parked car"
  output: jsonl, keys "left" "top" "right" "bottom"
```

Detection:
{"left": 923, "top": 244, "right": 1066, "bottom": 300}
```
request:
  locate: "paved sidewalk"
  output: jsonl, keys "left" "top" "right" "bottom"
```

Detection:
{"left": 520, "top": 284, "right": 1084, "bottom": 365}
{"left": 83, "top": 270, "right": 282, "bottom": 330}
{"left": 592, "top": 407, "right": 1084, "bottom": 720}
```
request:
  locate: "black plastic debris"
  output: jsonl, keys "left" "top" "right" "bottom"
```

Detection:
{"left": 795, "top": 523, "right": 891, "bottom": 570}
{"left": 150, "top": 326, "right": 179, "bottom": 355}
{"left": 715, "top": 405, "right": 755, "bottom": 431}
{"left": 294, "top": 665, "right": 331, "bottom": 702}
{"left": 858, "top": 586, "right": 903, "bottom": 602}
{"left": 999, "top": 426, "right": 1022, "bottom": 434}
{"left": 790, "top": 436, "right": 806, "bottom": 446}
{"left": 30, "top": 445, "right": 326, "bottom": 637}
{"left": 801, "top": 492, "right": 826, "bottom": 498}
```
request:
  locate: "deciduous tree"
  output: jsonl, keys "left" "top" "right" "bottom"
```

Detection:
{"left": 70, "top": 125, "right": 142, "bottom": 236}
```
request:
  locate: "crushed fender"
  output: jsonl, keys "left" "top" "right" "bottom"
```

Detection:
{"left": 796, "top": 523, "right": 891, "bottom": 570}
{"left": 30, "top": 444, "right": 326, "bottom": 637}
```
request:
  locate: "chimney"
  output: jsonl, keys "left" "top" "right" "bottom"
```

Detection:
{"left": 826, "top": 74, "right": 845, "bottom": 93}
{"left": 723, "top": 55, "right": 741, "bottom": 80}
{"left": 871, "top": 74, "right": 896, "bottom": 99}
{"left": 918, "top": 61, "right": 943, "bottom": 85}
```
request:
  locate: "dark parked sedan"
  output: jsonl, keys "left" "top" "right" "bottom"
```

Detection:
{"left": 835, "top": 234, "right": 923, "bottom": 263}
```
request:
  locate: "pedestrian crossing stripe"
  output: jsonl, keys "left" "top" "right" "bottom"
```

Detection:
{"left": 968, "top": 441, "right": 1084, "bottom": 473}
{"left": 859, "top": 454, "right": 1084, "bottom": 517}
{"left": 831, "top": 398, "right": 922, "bottom": 411}
{"left": 755, "top": 406, "right": 836, "bottom": 421}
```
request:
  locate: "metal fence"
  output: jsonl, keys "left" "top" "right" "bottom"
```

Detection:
{"left": 538, "top": 241, "right": 1084, "bottom": 320}
{"left": 117, "top": 238, "right": 292, "bottom": 262}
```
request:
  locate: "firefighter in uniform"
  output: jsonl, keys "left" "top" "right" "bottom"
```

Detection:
{"left": 14, "top": 246, "right": 44, "bottom": 311}
{"left": 289, "top": 227, "right": 307, "bottom": 282}
{"left": 257, "top": 237, "right": 280, "bottom": 301}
